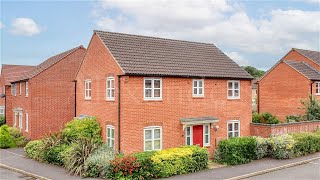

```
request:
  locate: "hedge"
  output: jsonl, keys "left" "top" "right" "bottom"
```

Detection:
{"left": 214, "top": 130, "right": 320, "bottom": 165}
{"left": 108, "top": 146, "right": 208, "bottom": 179}
{"left": 0, "top": 125, "right": 26, "bottom": 149}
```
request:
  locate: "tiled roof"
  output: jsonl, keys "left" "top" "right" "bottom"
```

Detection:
{"left": 95, "top": 31, "right": 253, "bottom": 79}
{"left": 294, "top": 48, "right": 320, "bottom": 65}
{"left": 283, "top": 60, "right": 320, "bottom": 80}
{"left": 11, "top": 46, "right": 84, "bottom": 82}
{"left": 1, "top": 65, "right": 35, "bottom": 85}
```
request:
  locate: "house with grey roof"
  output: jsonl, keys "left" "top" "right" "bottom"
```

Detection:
{"left": 258, "top": 48, "right": 320, "bottom": 121}
{"left": 76, "top": 30, "right": 254, "bottom": 154}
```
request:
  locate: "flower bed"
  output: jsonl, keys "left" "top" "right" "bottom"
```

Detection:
{"left": 214, "top": 130, "right": 320, "bottom": 165}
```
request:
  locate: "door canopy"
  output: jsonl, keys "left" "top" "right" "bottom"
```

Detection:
{"left": 180, "top": 116, "right": 219, "bottom": 130}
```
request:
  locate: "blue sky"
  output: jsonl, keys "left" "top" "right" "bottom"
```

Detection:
{"left": 1, "top": 0, "right": 319, "bottom": 70}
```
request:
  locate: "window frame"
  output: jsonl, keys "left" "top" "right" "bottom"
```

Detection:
{"left": 18, "top": 113, "right": 23, "bottom": 130}
{"left": 192, "top": 79, "right": 204, "bottom": 97}
{"left": 185, "top": 126, "right": 193, "bottom": 146}
{"left": 227, "top": 120, "right": 240, "bottom": 138}
{"left": 25, "top": 82, "right": 29, "bottom": 97}
{"left": 19, "top": 83, "right": 22, "bottom": 96}
{"left": 143, "top": 78, "right": 162, "bottom": 100}
{"left": 227, "top": 80, "right": 241, "bottom": 99}
{"left": 84, "top": 80, "right": 92, "bottom": 100}
{"left": 0, "top": 106, "right": 4, "bottom": 116}
{"left": 25, "top": 113, "right": 29, "bottom": 132}
{"left": 106, "top": 77, "right": 115, "bottom": 101}
{"left": 144, "top": 126, "right": 162, "bottom": 151}
{"left": 11, "top": 83, "right": 16, "bottom": 96}
{"left": 316, "top": 82, "right": 320, "bottom": 95}
{"left": 203, "top": 124, "right": 210, "bottom": 146}
{"left": 106, "top": 125, "right": 115, "bottom": 149}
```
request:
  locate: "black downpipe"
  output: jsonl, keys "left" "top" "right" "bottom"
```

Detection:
{"left": 73, "top": 80, "right": 77, "bottom": 117}
{"left": 117, "top": 75, "right": 122, "bottom": 153}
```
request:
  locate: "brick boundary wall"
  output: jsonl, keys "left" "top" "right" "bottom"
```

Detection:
{"left": 250, "top": 121, "right": 320, "bottom": 137}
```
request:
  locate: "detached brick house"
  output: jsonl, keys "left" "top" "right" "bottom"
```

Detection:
{"left": 76, "top": 31, "right": 253, "bottom": 154}
{"left": 8, "top": 46, "right": 85, "bottom": 139}
{"left": 0, "top": 65, "right": 35, "bottom": 119}
{"left": 258, "top": 48, "right": 320, "bottom": 120}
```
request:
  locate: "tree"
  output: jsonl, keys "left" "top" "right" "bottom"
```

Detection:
{"left": 242, "top": 66, "right": 265, "bottom": 78}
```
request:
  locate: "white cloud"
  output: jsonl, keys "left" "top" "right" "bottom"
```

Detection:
{"left": 0, "top": 22, "right": 4, "bottom": 29}
{"left": 226, "top": 52, "right": 249, "bottom": 66}
{"left": 293, "top": 0, "right": 320, "bottom": 4}
{"left": 93, "top": 0, "right": 320, "bottom": 62}
{"left": 10, "top": 18, "right": 42, "bottom": 36}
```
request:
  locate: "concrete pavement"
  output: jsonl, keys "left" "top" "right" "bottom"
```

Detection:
{"left": 247, "top": 159, "right": 320, "bottom": 180}
{"left": 0, "top": 167, "right": 35, "bottom": 180}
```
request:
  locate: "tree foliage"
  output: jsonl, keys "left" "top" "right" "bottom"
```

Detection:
{"left": 242, "top": 66, "right": 265, "bottom": 78}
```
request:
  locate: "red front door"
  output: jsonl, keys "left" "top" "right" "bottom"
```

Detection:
{"left": 193, "top": 125, "right": 203, "bottom": 147}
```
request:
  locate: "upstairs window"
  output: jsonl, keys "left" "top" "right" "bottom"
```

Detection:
{"left": 144, "top": 126, "right": 162, "bottom": 151}
{"left": 316, "top": 82, "right": 320, "bottom": 95}
{"left": 19, "top": 83, "right": 22, "bottom": 96}
{"left": 106, "top": 125, "right": 115, "bottom": 148}
{"left": 193, "top": 79, "right": 204, "bottom": 97}
{"left": 106, "top": 77, "right": 115, "bottom": 100}
{"left": 85, "top": 80, "right": 91, "bottom": 100}
{"left": 26, "top": 82, "right": 29, "bottom": 97}
{"left": 11, "top": 83, "right": 16, "bottom": 96}
{"left": 144, "top": 78, "right": 162, "bottom": 100}
{"left": 228, "top": 120, "right": 240, "bottom": 138}
{"left": 228, "top": 80, "right": 240, "bottom": 99}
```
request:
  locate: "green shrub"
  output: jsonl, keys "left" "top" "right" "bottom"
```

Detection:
{"left": 44, "top": 144, "right": 69, "bottom": 166}
{"left": 109, "top": 146, "right": 208, "bottom": 179}
{"left": 291, "top": 132, "right": 320, "bottom": 156}
{"left": 252, "top": 112, "right": 261, "bottom": 123}
{"left": 62, "top": 117, "right": 102, "bottom": 143}
{"left": 63, "top": 138, "right": 100, "bottom": 177}
{"left": 24, "top": 140, "right": 46, "bottom": 161}
{"left": 301, "top": 94, "right": 320, "bottom": 121}
{"left": 0, "top": 125, "right": 15, "bottom": 148}
{"left": 214, "top": 137, "right": 257, "bottom": 165}
{"left": 286, "top": 115, "right": 304, "bottom": 123}
{"left": 254, "top": 136, "right": 269, "bottom": 159}
{"left": 8, "top": 127, "right": 27, "bottom": 147}
{"left": 261, "top": 112, "right": 280, "bottom": 124}
{"left": 0, "top": 115, "right": 5, "bottom": 126}
{"left": 83, "top": 144, "right": 115, "bottom": 178}
{"left": 268, "top": 134, "right": 295, "bottom": 159}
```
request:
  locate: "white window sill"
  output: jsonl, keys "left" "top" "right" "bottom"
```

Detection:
{"left": 192, "top": 95, "right": 204, "bottom": 98}
{"left": 84, "top": 98, "right": 92, "bottom": 101}
{"left": 106, "top": 98, "right": 115, "bottom": 101}
{"left": 316, "top": 93, "right": 320, "bottom": 96}
{"left": 227, "top": 97, "right": 240, "bottom": 100}
{"left": 144, "top": 98, "right": 162, "bottom": 101}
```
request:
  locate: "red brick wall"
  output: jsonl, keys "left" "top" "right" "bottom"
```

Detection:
{"left": 76, "top": 33, "right": 253, "bottom": 155}
{"left": 11, "top": 48, "right": 85, "bottom": 139}
{"left": 251, "top": 121, "right": 320, "bottom": 138}
{"left": 259, "top": 62, "right": 310, "bottom": 121}
{"left": 283, "top": 50, "right": 320, "bottom": 71}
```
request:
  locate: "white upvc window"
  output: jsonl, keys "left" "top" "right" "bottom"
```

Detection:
{"left": 193, "top": 79, "right": 204, "bottom": 97}
{"left": 84, "top": 80, "right": 91, "bottom": 100}
{"left": 18, "top": 113, "right": 23, "bottom": 130}
{"left": 0, "top": 106, "right": 4, "bottom": 116}
{"left": 144, "top": 78, "right": 162, "bottom": 100}
{"left": 316, "top": 82, "right": 320, "bottom": 95}
{"left": 25, "top": 82, "right": 29, "bottom": 97}
{"left": 144, "top": 126, "right": 162, "bottom": 151}
{"left": 203, "top": 124, "right": 210, "bottom": 146}
{"left": 106, "top": 77, "right": 115, "bottom": 101}
{"left": 185, "top": 126, "right": 193, "bottom": 145}
{"left": 227, "top": 80, "right": 240, "bottom": 99}
{"left": 19, "top": 83, "right": 22, "bottom": 96}
{"left": 14, "top": 112, "right": 17, "bottom": 127}
{"left": 25, "top": 113, "right": 29, "bottom": 132}
{"left": 106, "top": 125, "right": 115, "bottom": 148}
{"left": 11, "top": 83, "right": 16, "bottom": 96}
{"left": 227, "top": 120, "right": 240, "bottom": 138}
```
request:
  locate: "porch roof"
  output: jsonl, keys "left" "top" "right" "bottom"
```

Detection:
{"left": 180, "top": 116, "right": 219, "bottom": 126}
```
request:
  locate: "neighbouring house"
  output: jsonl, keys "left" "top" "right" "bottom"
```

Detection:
{"left": 252, "top": 79, "right": 257, "bottom": 112}
{"left": 0, "top": 65, "right": 35, "bottom": 120}
{"left": 258, "top": 48, "right": 320, "bottom": 121}
{"left": 76, "top": 30, "right": 253, "bottom": 154}
{"left": 8, "top": 46, "right": 85, "bottom": 139}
